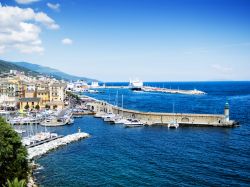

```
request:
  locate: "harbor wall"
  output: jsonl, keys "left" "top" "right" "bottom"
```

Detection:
{"left": 87, "top": 101, "right": 235, "bottom": 127}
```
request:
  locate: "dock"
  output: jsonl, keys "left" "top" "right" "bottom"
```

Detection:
{"left": 27, "top": 132, "right": 90, "bottom": 159}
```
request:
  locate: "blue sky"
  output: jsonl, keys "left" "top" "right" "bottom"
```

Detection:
{"left": 0, "top": 0, "right": 249, "bottom": 81}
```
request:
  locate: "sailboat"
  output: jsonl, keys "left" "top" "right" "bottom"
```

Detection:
{"left": 168, "top": 102, "right": 179, "bottom": 129}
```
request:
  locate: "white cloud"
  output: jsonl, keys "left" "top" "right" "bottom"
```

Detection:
{"left": 15, "top": 0, "right": 41, "bottom": 4}
{"left": 0, "top": 4, "right": 59, "bottom": 54}
{"left": 211, "top": 64, "right": 233, "bottom": 74}
{"left": 47, "top": 2, "right": 60, "bottom": 11}
{"left": 62, "top": 38, "right": 73, "bottom": 45}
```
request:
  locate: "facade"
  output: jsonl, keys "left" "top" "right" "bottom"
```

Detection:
{"left": 19, "top": 97, "right": 41, "bottom": 111}
{"left": 0, "top": 71, "right": 67, "bottom": 111}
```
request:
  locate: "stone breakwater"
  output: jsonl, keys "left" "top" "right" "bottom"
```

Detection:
{"left": 28, "top": 132, "right": 90, "bottom": 160}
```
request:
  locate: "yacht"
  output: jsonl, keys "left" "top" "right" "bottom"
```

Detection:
{"left": 129, "top": 79, "right": 143, "bottom": 91}
{"left": 168, "top": 121, "right": 179, "bottom": 129}
{"left": 94, "top": 112, "right": 106, "bottom": 118}
{"left": 124, "top": 119, "right": 144, "bottom": 127}
{"left": 103, "top": 113, "right": 116, "bottom": 122}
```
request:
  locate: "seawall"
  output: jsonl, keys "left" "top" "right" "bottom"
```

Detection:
{"left": 86, "top": 100, "right": 238, "bottom": 127}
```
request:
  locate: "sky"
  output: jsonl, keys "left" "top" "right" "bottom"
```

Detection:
{"left": 0, "top": 0, "right": 249, "bottom": 82}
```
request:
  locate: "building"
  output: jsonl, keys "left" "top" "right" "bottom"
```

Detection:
{"left": 19, "top": 97, "right": 41, "bottom": 111}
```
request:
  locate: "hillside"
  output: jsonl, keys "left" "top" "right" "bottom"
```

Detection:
{"left": 15, "top": 62, "right": 97, "bottom": 82}
{"left": 0, "top": 60, "right": 39, "bottom": 76}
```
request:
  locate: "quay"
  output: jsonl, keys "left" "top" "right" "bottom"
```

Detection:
{"left": 27, "top": 132, "right": 90, "bottom": 160}
{"left": 85, "top": 97, "right": 239, "bottom": 127}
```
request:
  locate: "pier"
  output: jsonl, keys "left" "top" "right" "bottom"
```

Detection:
{"left": 86, "top": 99, "right": 238, "bottom": 127}
{"left": 28, "top": 132, "right": 90, "bottom": 159}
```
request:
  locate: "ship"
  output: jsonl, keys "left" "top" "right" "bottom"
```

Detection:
{"left": 129, "top": 79, "right": 143, "bottom": 91}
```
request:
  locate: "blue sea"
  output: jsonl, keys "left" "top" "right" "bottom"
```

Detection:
{"left": 34, "top": 82, "right": 250, "bottom": 186}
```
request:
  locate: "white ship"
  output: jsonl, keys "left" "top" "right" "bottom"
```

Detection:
{"left": 129, "top": 79, "right": 143, "bottom": 91}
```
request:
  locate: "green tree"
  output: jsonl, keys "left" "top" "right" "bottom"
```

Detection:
{"left": 4, "top": 178, "right": 26, "bottom": 187}
{"left": 35, "top": 104, "right": 40, "bottom": 110}
{"left": 45, "top": 104, "right": 50, "bottom": 109}
{"left": 0, "top": 118, "right": 28, "bottom": 186}
{"left": 24, "top": 103, "right": 29, "bottom": 110}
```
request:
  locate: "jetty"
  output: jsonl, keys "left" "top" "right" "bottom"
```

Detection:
{"left": 85, "top": 98, "right": 239, "bottom": 127}
{"left": 101, "top": 86, "right": 205, "bottom": 95}
{"left": 141, "top": 86, "right": 206, "bottom": 95}
{"left": 27, "top": 132, "right": 90, "bottom": 160}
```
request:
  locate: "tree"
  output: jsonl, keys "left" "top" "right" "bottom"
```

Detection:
{"left": 24, "top": 103, "right": 29, "bottom": 110}
{"left": 0, "top": 117, "right": 28, "bottom": 186}
{"left": 45, "top": 104, "right": 50, "bottom": 110}
{"left": 35, "top": 104, "right": 40, "bottom": 110}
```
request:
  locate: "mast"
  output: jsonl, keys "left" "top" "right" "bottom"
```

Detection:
{"left": 122, "top": 94, "right": 124, "bottom": 116}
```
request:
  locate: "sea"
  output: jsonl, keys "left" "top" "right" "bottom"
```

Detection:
{"left": 34, "top": 82, "right": 250, "bottom": 186}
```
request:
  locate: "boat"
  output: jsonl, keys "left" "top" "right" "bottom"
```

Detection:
{"left": 124, "top": 119, "right": 144, "bottom": 127}
{"left": 168, "top": 121, "right": 179, "bottom": 129}
{"left": 68, "top": 117, "right": 74, "bottom": 124}
{"left": 114, "top": 118, "right": 129, "bottom": 124}
{"left": 129, "top": 79, "right": 143, "bottom": 91}
{"left": 103, "top": 113, "right": 116, "bottom": 122}
{"left": 40, "top": 117, "right": 67, "bottom": 126}
{"left": 94, "top": 112, "right": 106, "bottom": 118}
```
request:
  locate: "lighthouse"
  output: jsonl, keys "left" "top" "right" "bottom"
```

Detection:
{"left": 224, "top": 101, "right": 230, "bottom": 122}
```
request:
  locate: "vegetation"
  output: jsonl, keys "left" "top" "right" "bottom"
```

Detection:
{"left": 24, "top": 104, "right": 29, "bottom": 110}
{"left": 45, "top": 104, "right": 50, "bottom": 109}
{"left": 66, "top": 91, "right": 81, "bottom": 103}
{"left": 0, "top": 117, "right": 28, "bottom": 186}
{"left": 0, "top": 60, "right": 38, "bottom": 76}
{"left": 3, "top": 178, "right": 26, "bottom": 187}
{"left": 35, "top": 104, "right": 40, "bottom": 110}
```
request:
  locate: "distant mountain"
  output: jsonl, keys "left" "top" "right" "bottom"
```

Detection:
{"left": 14, "top": 62, "right": 98, "bottom": 82}
{"left": 0, "top": 59, "right": 39, "bottom": 76}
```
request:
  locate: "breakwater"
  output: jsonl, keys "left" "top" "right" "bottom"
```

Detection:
{"left": 86, "top": 99, "right": 238, "bottom": 127}
{"left": 28, "top": 132, "right": 90, "bottom": 159}
{"left": 102, "top": 86, "right": 205, "bottom": 95}
{"left": 141, "top": 86, "right": 205, "bottom": 95}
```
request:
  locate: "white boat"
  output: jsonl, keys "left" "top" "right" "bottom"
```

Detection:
{"left": 40, "top": 118, "right": 67, "bottom": 126}
{"left": 94, "top": 112, "right": 106, "bottom": 118}
{"left": 124, "top": 119, "right": 144, "bottom": 127}
{"left": 114, "top": 118, "right": 129, "bottom": 124}
{"left": 103, "top": 113, "right": 116, "bottom": 122}
{"left": 15, "top": 129, "right": 26, "bottom": 134}
{"left": 168, "top": 121, "right": 179, "bottom": 129}
{"left": 129, "top": 79, "right": 143, "bottom": 91}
